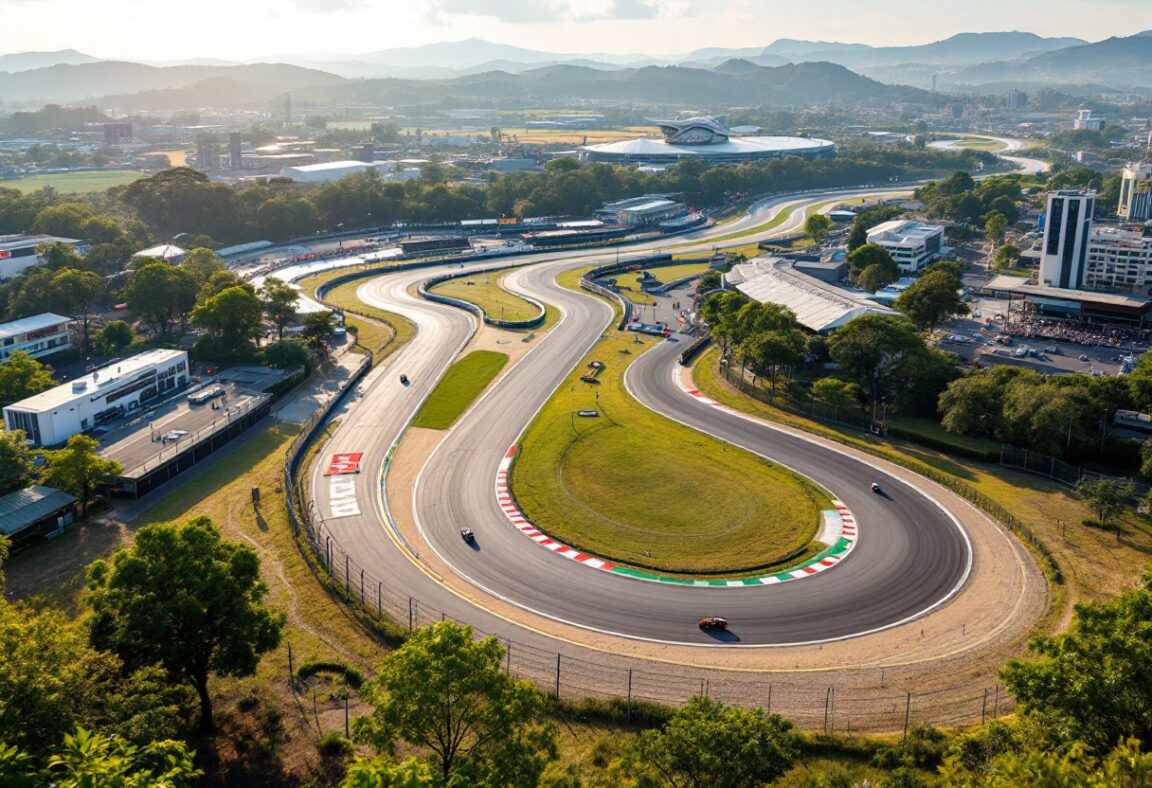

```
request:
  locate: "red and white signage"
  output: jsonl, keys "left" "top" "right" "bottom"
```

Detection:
{"left": 0, "top": 250, "right": 11, "bottom": 260}
{"left": 324, "top": 452, "right": 363, "bottom": 476}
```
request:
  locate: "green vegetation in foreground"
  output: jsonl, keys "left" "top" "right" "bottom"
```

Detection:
{"left": 0, "top": 169, "right": 147, "bottom": 193}
{"left": 412, "top": 350, "right": 509, "bottom": 430}
{"left": 429, "top": 271, "right": 542, "bottom": 323}
{"left": 512, "top": 273, "right": 827, "bottom": 577}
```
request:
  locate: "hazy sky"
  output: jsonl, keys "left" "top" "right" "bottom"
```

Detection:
{"left": 1, "top": 0, "right": 1149, "bottom": 61}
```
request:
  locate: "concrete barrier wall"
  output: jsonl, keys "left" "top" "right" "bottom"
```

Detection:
{"left": 419, "top": 266, "right": 547, "bottom": 329}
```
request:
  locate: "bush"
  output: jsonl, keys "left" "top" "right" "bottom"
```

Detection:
{"left": 318, "top": 730, "right": 354, "bottom": 759}
{"left": 1081, "top": 516, "right": 1106, "bottom": 529}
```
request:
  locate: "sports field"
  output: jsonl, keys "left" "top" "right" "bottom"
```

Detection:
{"left": 0, "top": 170, "right": 148, "bottom": 194}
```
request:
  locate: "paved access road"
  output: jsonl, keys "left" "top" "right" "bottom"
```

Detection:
{"left": 306, "top": 183, "right": 977, "bottom": 647}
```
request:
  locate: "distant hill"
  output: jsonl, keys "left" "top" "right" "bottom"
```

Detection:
{"left": 952, "top": 32, "right": 1152, "bottom": 87}
{"left": 0, "top": 61, "right": 345, "bottom": 103}
{"left": 0, "top": 49, "right": 102, "bottom": 73}
{"left": 297, "top": 61, "right": 937, "bottom": 111}
{"left": 796, "top": 32, "right": 1086, "bottom": 68}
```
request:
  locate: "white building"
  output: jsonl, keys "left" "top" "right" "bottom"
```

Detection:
{"left": 1117, "top": 162, "right": 1152, "bottom": 223}
{"left": 1039, "top": 190, "right": 1096, "bottom": 290}
{"left": 132, "top": 244, "right": 186, "bottom": 264}
{"left": 1073, "top": 109, "right": 1105, "bottom": 131}
{"left": 2, "top": 349, "right": 189, "bottom": 447}
{"left": 1084, "top": 226, "right": 1152, "bottom": 291}
{"left": 0, "top": 234, "right": 88, "bottom": 280}
{"left": 280, "top": 160, "right": 402, "bottom": 183}
{"left": 865, "top": 220, "right": 944, "bottom": 272}
{"left": 0, "top": 313, "right": 72, "bottom": 361}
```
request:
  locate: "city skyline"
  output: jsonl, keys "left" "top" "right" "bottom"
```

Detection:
{"left": 0, "top": 0, "right": 1147, "bottom": 62}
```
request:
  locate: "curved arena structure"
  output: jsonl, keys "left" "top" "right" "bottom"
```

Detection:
{"left": 579, "top": 116, "right": 835, "bottom": 166}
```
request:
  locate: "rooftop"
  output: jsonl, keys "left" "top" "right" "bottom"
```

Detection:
{"left": 0, "top": 485, "right": 76, "bottom": 537}
{"left": 0, "top": 234, "right": 82, "bottom": 252}
{"left": 134, "top": 244, "right": 185, "bottom": 260}
{"left": 581, "top": 135, "right": 834, "bottom": 159}
{"left": 867, "top": 220, "right": 944, "bottom": 245}
{"left": 0, "top": 312, "right": 72, "bottom": 341}
{"left": 727, "top": 256, "right": 897, "bottom": 334}
{"left": 7, "top": 348, "right": 187, "bottom": 413}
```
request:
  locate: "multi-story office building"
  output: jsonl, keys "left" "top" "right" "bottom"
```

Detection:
{"left": 1074, "top": 109, "right": 1105, "bottom": 131}
{"left": 2, "top": 349, "right": 189, "bottom": 446}
{"left": 1039, "top": 190, "right": 1095, "bottom": 290}
{"left": 1117, "top": 162, "right": 1152, "bottom": 223}
{"left": 1083, "top": 226, "right": 1152, "bottom": 291}
{"left": 0, "top": 235, "right": 88, "bottom": 280}
{"left": 0, "top": 313, "right": 72, "bottom": 361}
{"left": 864, "top": 220, "right": 944, "bottom": 272}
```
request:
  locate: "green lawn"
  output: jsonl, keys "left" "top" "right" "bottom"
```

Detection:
{"left": 0, "top": 169, "right": 148, "bottom": 193}
{"left": 297, "top": 268, "right": 417, "bottom": 366}
{"left": 429, "top": 272, "right": 543, "bottom": 323}
{"left": 510, "top": 269, "right": 828, "bottom": 577}
{"left": 412, "top": 350, "right": 509, "bottom": 430}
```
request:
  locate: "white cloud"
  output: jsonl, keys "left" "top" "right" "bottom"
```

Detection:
{"left": 428, "top": 0, "right": 660, "bottom": 23}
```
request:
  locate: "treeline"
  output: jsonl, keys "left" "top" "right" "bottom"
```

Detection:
{"left": 0, "top": 141, "right": 993, "bottom": 262}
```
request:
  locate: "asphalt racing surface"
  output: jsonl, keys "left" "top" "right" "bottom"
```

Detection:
{"left": 297, "top": 179, "right": 988, "bottom": 647}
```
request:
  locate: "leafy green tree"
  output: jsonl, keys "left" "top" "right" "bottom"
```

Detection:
{"left": 893, "top": 346, "right": 961, "bottom": 417}
{"left": 302, "top": 310, "right": 339, "bottom": 346}
{"left": 894, "top": 269, "right": 969, "bottom": 331}
{"left": 86, "top": 516, "right": 285, "bottom": 733}
{"left": 0, "top": 350, "right": 55, "bottom": 403}
{"left": 37, "top": 727, "right": 200, "bottom": 787}
{"left": 699, "top": 291, "right": 748, "bottom": 360}
{"left": 811, "top": 377, "right": 862, "bottom": 410}
{"left": 0, "top": 429, "right": 35, "bottom": 496}
{"left": 354, "top": 621, "right": 557, "bottom": 786}
{"left": 848, "top": 243, "right": 900, "bottom": 291}
{"left": 999, "top": 379, "right": 1099, "bottom": 457}
{"left": 196, "top": 269, "right": 246, "bottom": 304}
{"left": 191, "top": 285, "right": 264, "bottom": 358}
{"left": 41, "top": 434, "right": 121, "bottom": 517}
{"left": 994, "top": 243, "right": 1021, "bottom": 272}
{"left": 939, "top": 370, "right": 1025, "bottom": 438}
{"left": 984, "top": 211, "right": 1008, "bottom": 247}
{"left": 804, "top": 213, "right": 833, "bottom": 244}
{"left": 50, "top": 268, "right": 106, "bottom": 351}
{"left": 123, "top": 262, "right": 197, "bottom": 335}
{"left": 95, "top": 320, "right": 134, "bottom": 354}
{"left": 739, "top": 329, "right": 806, "bottom": 393}
{"left": 940, "top": 737, "right": 1152, "bottom": 787}
{"left": 342, "top": 757, "right": 437, "bottom": 787}
{"left": 632, "top": 696, "right": 799, "bottom": 788}
{"left": 259, "top": 278, "right": 299, "bottom": 341}
{"left": 1000, "top": 573, "right": 1152, "bottom": 751}
{"left": 828, "top": 315, "right": 925, "bottom": 405}
{"left": 262, "top": 339, "right": 316, "bottom": 370}
{"left": 1074, "top": 477, "right": 1135, "bottom": 526}
{"left": 179, "top": 247, "right": 226, "bottom": 288}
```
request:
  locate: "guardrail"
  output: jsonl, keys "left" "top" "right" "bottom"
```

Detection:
{"left": 418, "top": 266, "right": 548, "bottom": 329}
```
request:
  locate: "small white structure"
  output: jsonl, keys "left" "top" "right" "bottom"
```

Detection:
{"left": 133, "top": 244, "right": 186, "bottom": 264}
{"left": 0, "top": 313, "right": 72, "bottom": 360}
{"left": 2, "top": 349, "right": 189, "bottom": 446}
{"left": 0, "top": 234, "right": 88, "bottom": 280}
{"left": 279, "top": 160, "right": 411, "bottom": 183}
{"left": 866, "top": 220, "right": 945, "bottom": 273}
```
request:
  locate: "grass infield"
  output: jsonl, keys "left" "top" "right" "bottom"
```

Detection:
{"left": 412, "top": 350, "right": 509, "bottom": 430}
{"left": 0, "top": 169, "right": 148, "bottom": 193}
{"left": 510, "top": 271, "right": 828, "bottom": 577}
{"left": 429, "top": 272, "right": 542, "bottom": 323}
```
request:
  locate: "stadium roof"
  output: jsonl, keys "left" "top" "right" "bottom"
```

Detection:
{"left": 727, "top": 257, "right": 897, "bottom": 334}
{"left": 581, "top": 135, "right": 834, "bottom": 159}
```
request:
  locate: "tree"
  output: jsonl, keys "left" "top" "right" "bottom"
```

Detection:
{"left": 939, "top": 371, "right": 1018, "bottom": 437}
{"left": 811, "top": 377, "right": 862, "bottom": 410}
{"left": 41, "top": 434, "right": 121, "bottom": 518}
{"left": 1000, "top": 573, "right": 1152, "bottom": 751}
{"left": 740, "top": 329, "right": 806, "bottom": 393}
{"left": 302, "top": 310, "right": 339, "bottom": 346}
{"left": 123, "top": 263, "right": 197, "bottom": 335}
{"left": 1074, "top": 477, "right": 1134, "bottom": 527}
{"left": 632, "top": 696, "right": 799, "bottom": 788}
{"left": 50, "top": 268, "right": 106, "bottom": 351}
{"left": 86, "top": 516, "right": 285, "bottom": 733}
{"left": 893, "top": 269, "right": 969, "bottom": 331}
{"left": 262, "top": 339, "right": 317, "bottom": 370}
{"left": 0, "top": 350, "right": 55, "bottom": 404}
{"left": 95, "top": 320, "right": 133, "bottom": 354}
{"left": 191, "top": 285, "right": 264, "bottom": 358}
{"left": 828, "top": 315, "right": 925, "bottom": 405}
{"left": 197, "top": 269, "right": 245, "bottom": 304}
{"left": 994, "top": 243, "right": 1021, "bottom": 272}
{"left": 354, "top": 621, "right": 557, "bottom": 786}
{"left": 342, "top": 757, "right": 436, "bottom": 787}
{"left": 984, "top": 211, "right": 1008, "bottom": 247}
{"left": 848, "top": 243, "right": 900, "bottom": 291}
{"left": 259, "top": 277, "right": 299, "bottom": 341}
{"left": 699, "top": 291, "right": 748, "bottom": 360}
{"left": 939, "top": 738, "right": 1152, "bottom": 787}
{"left": 804, "top": 213, "right": 833, "bottom": 244}
{"left": 0, "top": 429, "right": 35, "bottom": 496}
{"left": 179, "top": 247, "right": 225, "bottom": 288}
{"left": 0, "top": 727, "right": 201, "bottom": 787}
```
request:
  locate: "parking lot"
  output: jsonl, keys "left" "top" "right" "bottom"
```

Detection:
{"left": 100, "top": 381, "right": 269, "bottom": 475}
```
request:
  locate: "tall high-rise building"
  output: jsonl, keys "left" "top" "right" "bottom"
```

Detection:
{"left": 1006, "top": 89, "right": 1025, "bottom": 111}
{"left": 1117, "top": 162, "right": 1152, "bottom": 223}
{"left": 229, "top": 132, "right": 243, "bottom": 169}
{"left": 1040, "top": 190, "right": 1095, "bottom": 290}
